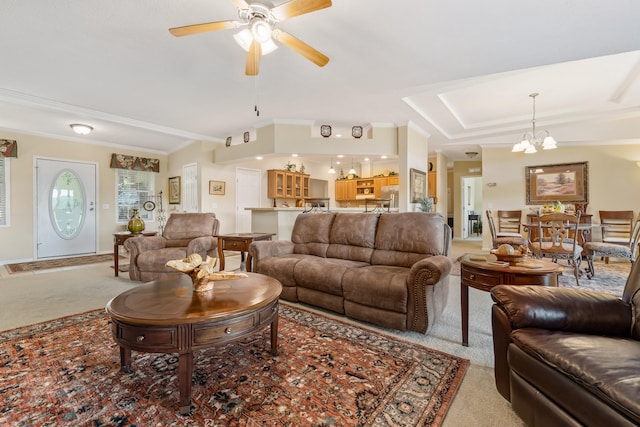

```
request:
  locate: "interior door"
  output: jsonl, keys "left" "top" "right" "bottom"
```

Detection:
{"left": 236, "top": 168, "right": 261, "bottom": 233}
{"left": 36, "top": 158, "right": 97, "bottom": 258}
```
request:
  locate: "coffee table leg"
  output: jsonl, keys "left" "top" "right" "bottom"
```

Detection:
{"left": 270, "top": 314, "right": 279, "bottom": 356}
{"left": 461, "top": 282, "right": 469, "bottom": 347}
{"left": 178, "top": 351, "right": 194, "bottom": 415}
{"left": 120, "top": 347, "right": 132, "bottom": 373}
{"left": 217, "top": 238, "right": 225, "bottom": 271}
{"left": 114, "top": 242, "right": 119, "bottom": 277}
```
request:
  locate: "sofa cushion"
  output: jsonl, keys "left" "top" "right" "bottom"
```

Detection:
{"left": 371, "top": 213, "right": 446, "bottom": 267}
{"left": 342, "top": 265, "right": 409, "bottom": 313}
{"left": 291, "top": 212, "right": 335, "bottom": 257}
{"left": 512, "top": 329, "right": 640, "bottom": 424}
{"left": 255, "top": 253, "right": 310, "bottom": 290}
{"left": 136, "top": 247, "right": 189, "bottom": 272}
{"left": 162, "top": 212, "right": 217, "bottom": 241}
{"left": 326, "top": 213, "right": 378, "bottom": 263}
{"left": 294, "top": 257, "right": 369, "bottom": 296}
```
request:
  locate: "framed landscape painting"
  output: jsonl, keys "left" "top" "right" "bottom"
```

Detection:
{"left": 525, "top": 162, "right": 588, "bottom": 204}
{"left": 168, "top": 176, "right": 181, "bottom": 204}
{"left": 410, "top": 168, "right": 427, "bottom": 203}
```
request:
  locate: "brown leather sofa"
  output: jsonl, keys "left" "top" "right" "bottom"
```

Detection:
{"left": 249, "top": 212, "right": 452, "bottom": 333}
{"left": 491, "top": 259, "right": 640, "bottom": 426}
{"left": 125, "top": 212, "right": 220, "bottom": 282}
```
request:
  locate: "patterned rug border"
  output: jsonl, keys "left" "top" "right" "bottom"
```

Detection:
{"left": 0, "top": 302, "right": 469, "bottom": 426}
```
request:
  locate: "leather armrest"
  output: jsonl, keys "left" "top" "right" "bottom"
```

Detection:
{"left": 124, "top": 235, "right": 167, "bottom": 253}
{"left": 249, "top": 240, "right": 295, "bottom": 260}
{"left": 187, "top": 236, "right": 217, "bottom": 256}
{"left": 491, "top": 285, "right": 632, "bottom": 336}
{"left": 407, "top": 255, "right": 452, "bottom": 287}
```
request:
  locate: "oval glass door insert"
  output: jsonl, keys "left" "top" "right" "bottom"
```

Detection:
{"left": 50, "top": 169, "right": 86, "bottom": 239}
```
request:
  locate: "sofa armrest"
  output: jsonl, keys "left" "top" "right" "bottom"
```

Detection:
{"left": 491, "top": 285, "right": 632, "bottom": 335}
{"left": 406, "top": 255, "right": 453, "bottom": 333}
{"left": 249, "top": 240, "right": 295, "bottom": 259}
{"left": 186, "top": 236, "right": 217, "bottom": 257}
{"left": 124, "top": 236, "right": 167, "bottom": 280}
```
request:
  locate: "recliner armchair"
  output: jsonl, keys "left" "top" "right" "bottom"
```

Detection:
{"left": 125, "top": 212, "right": 220, "bottom": 282}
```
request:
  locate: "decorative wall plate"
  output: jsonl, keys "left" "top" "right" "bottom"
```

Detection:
{"left": 320, "top": 125, "right": 332, "bottom": 138}
{"left": 143, "top": 200, "right": 156, "bottom": 211}
{"left": 243, "top": 131, "right": 250, "bottom": 143}
{"left": 363, "top": 188, "right": 370, "bottom": 195}
{"left": 225, "top": 136, "right": 232, "bottom": 147}
{"left": 352, "top": 126, "right": 363, "bottom": 138}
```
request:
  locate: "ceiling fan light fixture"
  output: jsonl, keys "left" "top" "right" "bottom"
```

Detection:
{"left": 250, "top": 18, "right": 272, "bottom": 43}
{"left": 70, "top": 124, "right": 93, "bottom": 135}
{"left": 234, "top": 29, "right": 278, "bottom": 54}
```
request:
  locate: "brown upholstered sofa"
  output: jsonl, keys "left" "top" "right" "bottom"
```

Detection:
{"left": 491, "top": 259, "right": 640, "bottom": 426}
{"left": 125, "top": 212, "right": 220, "bottom": 282}
{"left": 249, "top": 212, "right": 452, "bottom": 333}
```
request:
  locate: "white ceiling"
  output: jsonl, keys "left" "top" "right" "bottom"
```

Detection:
{"left": 1, "top": 0, "right": 640, "bottom": 161}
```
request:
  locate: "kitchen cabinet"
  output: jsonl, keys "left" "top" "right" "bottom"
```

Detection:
{"left": 267, "top": 170, "right": 309, "bottom": 200}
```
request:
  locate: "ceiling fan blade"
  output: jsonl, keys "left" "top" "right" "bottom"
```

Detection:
{"left": 231, "top": 0, "right": 249, "bottom": 9}
{"left": 169, "top": 20, "right": 240, "bottom": 37}
{"left": 271, "top": 0, "right": 332, "bottom": 20}
{"left": 272, "top": 29, "right": 329, "bottom": 67}
{"left": 246, "top": 40, "right": 262, "bottom": 76}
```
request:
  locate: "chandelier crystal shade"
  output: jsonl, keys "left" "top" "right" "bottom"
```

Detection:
{"left": 512, "top": 93, "right": 557, "bottom": 154}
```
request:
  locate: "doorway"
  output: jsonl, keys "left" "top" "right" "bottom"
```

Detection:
{"left": 235, "top": 168, "right": 261, "bottom": 233}
{"left": 35, "top": 158, "right": 97, "bottom": 259}
{"left": 461, "top": 176, "right": 482, "bottom": 240}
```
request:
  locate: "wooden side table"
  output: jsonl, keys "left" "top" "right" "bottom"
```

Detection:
{"left": 460, "top": 253, "right": 562, "bottom": 346}
{"left": 216, "top": 232, "right": 275, "bottom": 272}
{"left": 113, "top": 232, "right": 157, "bottom": 277}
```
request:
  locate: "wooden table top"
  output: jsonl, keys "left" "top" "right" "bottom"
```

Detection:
{"left": 106, "top": 273, "right": 282, "bottom": 326}
{"left": 215, "top": 232, "right": 275, "bottom": 240}
{"left": 461, "top": 253, "right": 563, "bottom": 275}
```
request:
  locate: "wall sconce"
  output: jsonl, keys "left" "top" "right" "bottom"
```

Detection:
{"left": 70, "top": 124, "right": 93, "bottom": 135}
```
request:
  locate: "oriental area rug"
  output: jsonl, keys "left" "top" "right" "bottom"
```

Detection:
{"left": 0, "top": 304, "right": 468, "bottom": 426}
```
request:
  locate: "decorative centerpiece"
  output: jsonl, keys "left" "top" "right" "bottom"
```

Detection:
{"left": 166, "top": 254, "right": 248, "bottom": 292}
{"left": 127, "top": 208, "right": 145, "bottom": 233}
{"left": 490, "top": 244, "right": 527, "bottom": 265}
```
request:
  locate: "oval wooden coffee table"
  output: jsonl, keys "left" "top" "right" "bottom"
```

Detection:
{"left": 460, "top": 253, "right": 562, "bottom": 346}
{"left": 105, "top": 272, "right": 282, "bottom": 415}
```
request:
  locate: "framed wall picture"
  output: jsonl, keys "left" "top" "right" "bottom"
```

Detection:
{"left": 410, "top": 168, "right": 427, "bottom": 203}
{"left": 525, "top": 161, "right": 589, "bottom": 204}
{"left": 209, "top": 180, "right": 225, "bottom": 195}
{"left": 168, "top": 176, "right": 181, "bottom": 204}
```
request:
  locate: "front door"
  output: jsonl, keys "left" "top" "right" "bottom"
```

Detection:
{"left": 36, "top": 158, "right": 97, "bottom": 258}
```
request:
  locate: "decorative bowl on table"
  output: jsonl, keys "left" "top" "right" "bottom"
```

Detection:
{"left": 490, "top": 250, "right": 525, "bottom": 265}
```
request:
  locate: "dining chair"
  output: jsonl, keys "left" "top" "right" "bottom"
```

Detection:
{"left": 497, "top": 210, "right": 522, "bottom": 234}
{"left": 528, "top": 212, "right": 583, "bottom": 285}
{"left": 584, "top": 213, "right": 640, "bottom": 279}
{"left": 599, "top": 210, "right": 634, "bottom": 245}
{"left": 486, "top": 210, "right": 525, "bottom": 249}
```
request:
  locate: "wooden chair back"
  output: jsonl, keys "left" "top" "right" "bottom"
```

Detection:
{"left": 497, "top": 210, "right": 522, "bottom": 233}
{"left": 531, "top": 212, "right": 582, "bottom": 259}
{"left": 599, "top": 210, "right": 634, "bottom": 244}
{"left": 486, "top": 210, "right": 498, "bottom": 243}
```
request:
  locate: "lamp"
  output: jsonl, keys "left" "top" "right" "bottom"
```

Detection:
{"left": 348, "top": 158, "right": 356, "bottom": 175}
{"left": 233, "top": 16, "right": 278, "bottom": 55}
{"left": 70, "top": 124, "right": 93, "bottom": 135}
{"left": 328, "top": 157, "right": 336, "bottom": 174}
{"left": 512, "top": 93, "right": 557, "bottom": 154}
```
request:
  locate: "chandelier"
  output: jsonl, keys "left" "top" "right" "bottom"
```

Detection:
{"left": 512, "top": 93, "right": 557, "bottom": 154}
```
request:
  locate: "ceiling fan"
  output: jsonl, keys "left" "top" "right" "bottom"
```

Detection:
{"left": 169, "top": 0, "right": 332, "bottom": 76}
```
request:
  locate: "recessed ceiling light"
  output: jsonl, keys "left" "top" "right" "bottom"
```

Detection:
{"left": 336, "top": 134, "right": 342, "bottom": 138}
{"left": 70, "top": 123, "right": 93, "bottom": 135}
{"left": 381, "top": 155, "right": 388, "bottom": 159}
{"left": 337, "top": 154, "right": 344, "bottom": 158}
{"left": 256, "top": 156, "right": 263, "bottom": 160}
{"left": 364, "top": 158, "right": 370, "bottom": 161}
{"left": 292, "top": 154, "right": 298, "bottom": 157}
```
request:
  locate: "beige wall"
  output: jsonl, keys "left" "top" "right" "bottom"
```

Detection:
{"left": 0, "top": 131, "right": 168, "bottom": 262}
{"left": 481, "top": 144, "right": 640, "bottom": 249}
